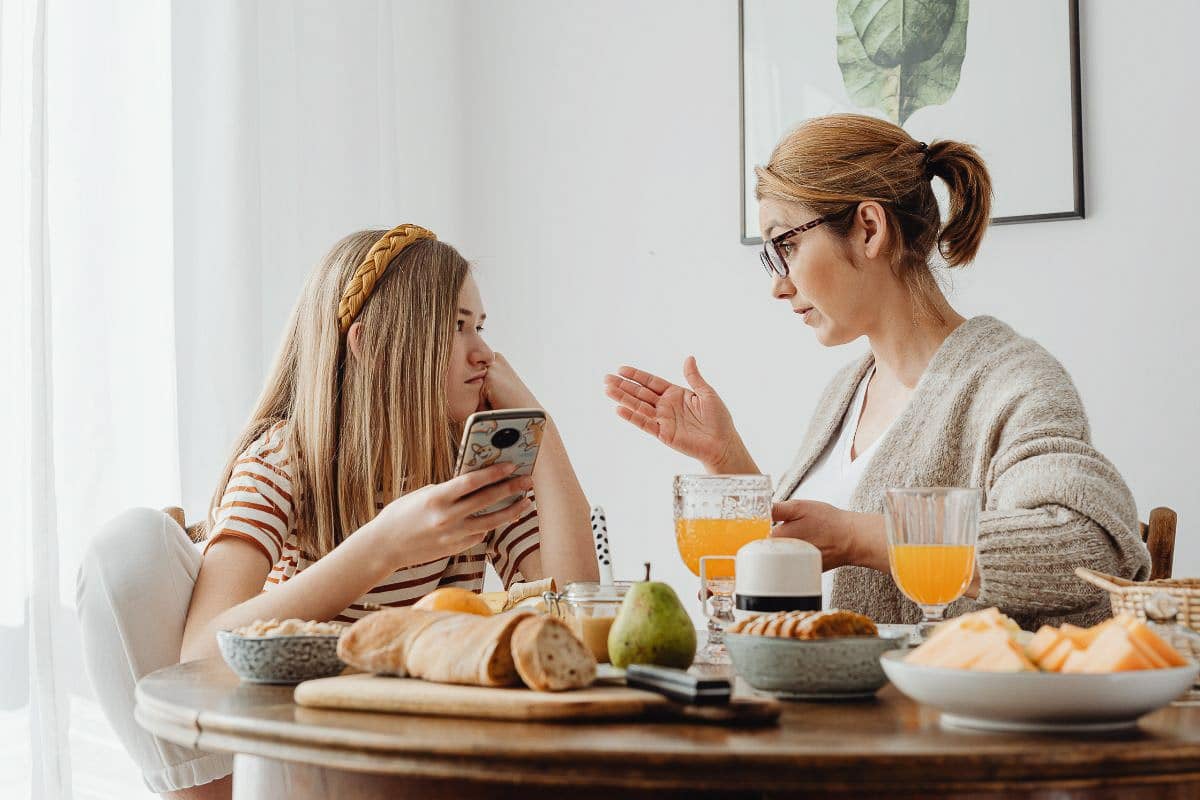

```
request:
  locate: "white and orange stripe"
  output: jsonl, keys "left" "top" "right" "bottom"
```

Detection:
{"left": 204, "top": 422, "right": 541, "bottom": 622}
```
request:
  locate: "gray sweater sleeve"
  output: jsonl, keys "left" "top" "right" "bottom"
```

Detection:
{"left": 975, "top": 431, "right": 1150, "bottom": 617}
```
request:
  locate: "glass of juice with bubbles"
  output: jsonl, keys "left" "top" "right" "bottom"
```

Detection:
{"left": 673, "top": 474, "right": 772, "bottom": 664}
{"left": 884, "top": 487, "right": 981, "bottom": 643}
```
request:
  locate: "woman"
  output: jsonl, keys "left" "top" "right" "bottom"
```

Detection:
{"left": 78, "top": 225, "right": 598, "bottom": 799}
{"left": 606, "top": 114, "right": 1149, "bottom": 631}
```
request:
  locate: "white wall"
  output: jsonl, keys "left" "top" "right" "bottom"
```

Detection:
{"left": 173, "top": 0, "right": 467, "bottom": 516}
{"left": 448, "top": 0, "right": 1200, "bottom": 601}
{"left": 180, "top": 0, "right": 1200, "bottom": 605}
{"left": 450, "top": 0, "right": 834, "bottom": 602}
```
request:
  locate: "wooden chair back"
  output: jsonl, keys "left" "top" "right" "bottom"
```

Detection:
{"left": 1140, "top": 506, "right": 1177, "bottom": 580}
{"left": 163, "top": 505, "right": 209, "bottom": 544}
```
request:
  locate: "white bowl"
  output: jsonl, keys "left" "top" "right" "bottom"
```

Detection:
{"left": 880, "top": 650, "right": 1199, "bottom": 731}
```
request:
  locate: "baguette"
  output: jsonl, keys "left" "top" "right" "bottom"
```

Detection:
{"left": 405, "top": 609, "right": 533, "bottom": 687}
{"left": 510, "top": 616, "right": 596, "bottom": 691}
{"left": 505, "top": 577, "right": 556, "bottom": 610}
{"left": 336, "top": 608, "right": 455, "bottom": 676}
{"left": 338, "top": 608, "right": 534, "bottom": 685}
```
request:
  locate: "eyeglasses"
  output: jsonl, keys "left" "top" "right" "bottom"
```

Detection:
{"left": 759, "top": 217, "right": 826, "bottom": 278}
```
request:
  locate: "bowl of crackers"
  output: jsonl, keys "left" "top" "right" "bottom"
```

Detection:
{"left": 217, "top": 618, "right": 348, "bottom": 684}
{"left": 725, "top": 610, "right": 907, "bottom": 700}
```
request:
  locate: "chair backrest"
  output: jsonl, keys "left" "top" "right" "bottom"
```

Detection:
{"left": 1139, "top": 506, "right": 1177, "bottom": 580}
{"left": 162, "top": 505, "right": 209, "bottom": 544}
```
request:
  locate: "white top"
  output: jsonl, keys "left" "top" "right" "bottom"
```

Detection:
{"left": 788, "top": 366, "right": 890, "bottom": 605}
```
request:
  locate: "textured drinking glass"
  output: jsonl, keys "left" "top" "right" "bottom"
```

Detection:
{"left": 674, "top": 474, "right": 772, "bottom": 665}
{"left": 699, "top": 555, "right": 737, "bottom": 665}
{"left": 884, "top": 487, "right": 982, "bottom": 642}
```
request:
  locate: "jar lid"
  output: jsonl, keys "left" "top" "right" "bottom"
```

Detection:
{"left": 735, "top": 538, "right": 822, "bottom": 596}
{"left": 559, "top": 581, "right": 634, "bottom": 602}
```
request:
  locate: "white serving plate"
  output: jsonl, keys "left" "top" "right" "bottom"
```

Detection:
{"left": 880, "top": 650, "right": 1199, "bottom": 732}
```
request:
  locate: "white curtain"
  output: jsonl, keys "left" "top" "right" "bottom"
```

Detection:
{"left": 3, "top": 2, "right": 466, "bottom": 797}
{"left": 5, "top": 0, "right": 181, "bottom": 796}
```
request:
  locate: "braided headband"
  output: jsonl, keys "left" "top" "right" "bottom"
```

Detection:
{"left": 337, "top": 224, "right": 437, "bottom": 334}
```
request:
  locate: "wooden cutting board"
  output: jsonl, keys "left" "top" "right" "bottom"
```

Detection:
{"left": 294, "top": 673, "right": 780, "bottom": 726}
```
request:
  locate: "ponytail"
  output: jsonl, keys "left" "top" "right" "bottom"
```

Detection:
{"left": 927, "top": 140, "right": 992, "bottom": 267}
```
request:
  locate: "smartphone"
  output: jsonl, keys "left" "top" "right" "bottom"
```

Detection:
{"left": 453, "top": 408, "right": 546, "bottom": 516}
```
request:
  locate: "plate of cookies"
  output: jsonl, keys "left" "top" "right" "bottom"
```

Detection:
{"left": 725, "top": 610, "right": 907, "bottom": 700}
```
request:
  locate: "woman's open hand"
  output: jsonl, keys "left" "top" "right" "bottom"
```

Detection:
{"left": 604, "top": 357, "right": 747, "bottom": 470}
{"left": 368, "top": 463, "right": 534, "bottom": 569}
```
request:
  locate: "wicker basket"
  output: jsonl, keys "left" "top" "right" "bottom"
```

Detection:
{"left": 1076, "top": 567, "right": 1200, "bottom": 664}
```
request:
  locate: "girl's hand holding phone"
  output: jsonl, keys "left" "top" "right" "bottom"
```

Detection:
{"left": 481, "top": 353, "right": 539, "bottom": 410}
{"left": 366, "top": 463, "right": 533, "bottom": 570}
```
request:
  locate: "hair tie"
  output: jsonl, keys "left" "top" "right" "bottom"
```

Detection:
{"left": 337, "top": 223, "right": 437, "bottom": 334}
{"left": 916, "top": 141, "right": 935, "bottom": 179}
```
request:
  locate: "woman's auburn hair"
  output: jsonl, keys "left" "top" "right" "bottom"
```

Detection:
{"left": 755, "top": 113, "right": 993, "bottom": 320}
{"left": 209, "top": 232, "right": 469, "bottom": 560}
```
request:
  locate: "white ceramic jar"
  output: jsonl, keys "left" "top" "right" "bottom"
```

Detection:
{"left": 734, "top": 538, "right": 822, "bottom": 616}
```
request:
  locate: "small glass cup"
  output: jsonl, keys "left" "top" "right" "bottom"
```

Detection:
{"left": 699, "top": 555, "right": 737, "bottom": 664}
{"left": 673, "top": 474, "right": 772, "bottom": 665}
{"left": 542, "top": 581, "right": 633, "bottom": 664}
{"left": 884, "top": 487, "right": 982, "bottom": 643}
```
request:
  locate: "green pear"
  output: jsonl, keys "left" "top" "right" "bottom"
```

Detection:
{"left": 608, "top": 564, "right": 696, "bottom": 670}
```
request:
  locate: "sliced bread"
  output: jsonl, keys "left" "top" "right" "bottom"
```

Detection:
{"left": 510, "top": 616, "right": 596, "bottom": 691}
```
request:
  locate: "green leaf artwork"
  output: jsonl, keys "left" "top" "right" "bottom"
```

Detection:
{"left": 836, "top": 0, "right": 969, "bottom": 126}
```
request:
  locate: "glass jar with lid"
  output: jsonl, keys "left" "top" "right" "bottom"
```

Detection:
{"left": 544, "top": 581, "right": 633, "bottom": 664}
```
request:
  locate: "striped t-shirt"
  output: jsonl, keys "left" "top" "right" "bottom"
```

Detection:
{"left": 205, "top": 421, "right": 541, "bottom": 622}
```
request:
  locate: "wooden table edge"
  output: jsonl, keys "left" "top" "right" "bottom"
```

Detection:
{"left": 134, "top": 689, "right": 1200, "bottom": 791}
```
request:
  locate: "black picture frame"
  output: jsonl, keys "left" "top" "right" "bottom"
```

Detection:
{"left": 739, "top": 0, "right": 1084, "bottom": 245}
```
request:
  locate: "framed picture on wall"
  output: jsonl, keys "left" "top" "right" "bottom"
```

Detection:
{"left": 739, "top": 0, "right": 1083, "bottom": 244}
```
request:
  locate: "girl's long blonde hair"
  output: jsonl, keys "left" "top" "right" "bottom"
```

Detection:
{"left": 209, "top": 231, "right": 469, "bottom": 559}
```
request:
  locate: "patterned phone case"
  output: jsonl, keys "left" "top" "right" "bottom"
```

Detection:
{"left": 456, "top": 410, "right": 546, "bottom": 516}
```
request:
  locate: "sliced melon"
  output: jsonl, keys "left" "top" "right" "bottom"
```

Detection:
{"left": 1039, "top": 637, "right": 1081, "bottom": 672}
{"left": 1063, "top": 625, "right": 1154, "bottom": 673}
{"left": 1124, "top": 621, "right": 1189, "bottom": 668}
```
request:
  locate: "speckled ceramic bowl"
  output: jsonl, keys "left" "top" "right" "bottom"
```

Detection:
{"left": 216, "top": 630, "right": 346, "bottom": 684}
{"left": 726, "top": 630, "right": 908, "bottom": 700}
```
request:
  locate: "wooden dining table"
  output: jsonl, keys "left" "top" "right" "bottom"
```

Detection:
{"left": 136, "top": 656, "right": 1200, "bottom": 799}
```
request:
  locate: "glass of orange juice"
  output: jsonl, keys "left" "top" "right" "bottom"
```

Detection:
{"left": 884, "top": 487, "right": 982, "bottom": 642}
{"left": 674, "top": 474, "right": 772, "bottom": 664}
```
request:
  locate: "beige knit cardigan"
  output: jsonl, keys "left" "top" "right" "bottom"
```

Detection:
{"left": 777, "top": 315, "right": 1151, "bottom": 630}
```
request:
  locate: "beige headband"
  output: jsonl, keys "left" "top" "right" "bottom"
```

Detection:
{"left": 337, "top": 223, "right": 437, "bottom": 334}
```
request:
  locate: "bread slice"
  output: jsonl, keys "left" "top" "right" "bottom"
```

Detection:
{"left": 510, "top": 616, "right": 596, "bottom": 692}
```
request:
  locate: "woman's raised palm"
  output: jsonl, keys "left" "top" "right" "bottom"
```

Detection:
{"left": 604, "top": 356, "right": 738, "bottom": 467}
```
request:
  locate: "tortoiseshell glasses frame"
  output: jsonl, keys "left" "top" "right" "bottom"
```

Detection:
{"left": 759, "top": 217, "right": 826, "bottom": 277}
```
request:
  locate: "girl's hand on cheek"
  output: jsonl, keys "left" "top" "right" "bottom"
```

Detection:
{"left": 483, "top": 353, "right": 539, "bottom": 410}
